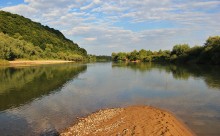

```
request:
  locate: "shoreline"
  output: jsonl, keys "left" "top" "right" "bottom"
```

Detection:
{"left": 8, "top": 60, "right": 73, "bottom": 66}
{"left": 60, "top": 106, "right": 195, "bottom": 136}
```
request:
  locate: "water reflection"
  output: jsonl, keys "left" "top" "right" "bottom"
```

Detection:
{"left": 0, "top": 64, "right": 87, "bottom": 111}
{"left": 112, "top": 62, "right": 220, "bottom": 136}
{"left": 112, "top": 62, "right": 220, "bottom": 89}
{"left": 0, "top": 62, "right": 220, "bottom": 136}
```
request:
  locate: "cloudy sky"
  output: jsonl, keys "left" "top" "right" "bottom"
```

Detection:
{"left": 1, "top": 0, "right": 220, "bottom": 55}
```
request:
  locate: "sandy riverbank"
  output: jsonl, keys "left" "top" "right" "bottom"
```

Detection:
{"left": 60, "top": 106, "right": 195, "bottom": 136}
{"left": 8, "top": 60, "right": 73, "bottom": 66}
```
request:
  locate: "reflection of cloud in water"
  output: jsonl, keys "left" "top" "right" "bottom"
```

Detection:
{"left": 0, "top": 112, "right": 33, "bottom": 136}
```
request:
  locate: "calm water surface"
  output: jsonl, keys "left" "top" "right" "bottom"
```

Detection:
{"left": 0, "top": 62, "right": 220, "bottom": 136}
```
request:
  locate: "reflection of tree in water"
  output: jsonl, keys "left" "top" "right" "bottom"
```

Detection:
{"left": 112, "top": 62, "right": 153, "bottom": 72}
{"left": 0, "top": 64, "right": 87, "bottom": 111}
{"left": 187, "top": 65, "right": 220, "bottom": 89}
{"left": 169, "top": 64, "right": 220, "bottom": 89}
{"left": 164, "top": 65, "right": 190, "bottom": 80}
{"left": 112, "top": 62, "right": 220, "bottom": 90}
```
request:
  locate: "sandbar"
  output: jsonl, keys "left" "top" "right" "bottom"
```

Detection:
{"left": 8, "top": 60, "right": 73, "bottom": 66}
{"left": 60, "top": 106, "right": 195, "bottom": 136}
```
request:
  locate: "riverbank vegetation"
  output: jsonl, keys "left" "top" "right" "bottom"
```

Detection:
{"left": 88, "top": 55, "right": 112, "bottom": 62}
{"left": 112, "top": 36, "right": 220, "bottom": 65}
{"left": 0, "top": 11, "right": 87, "bottom": 61}
{"left": 0, "top": 59, "right": 9, "bottom": 66}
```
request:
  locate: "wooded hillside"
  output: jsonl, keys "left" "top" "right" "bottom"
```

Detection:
{"left": 0, "top": 11, "right": 87, "bottom": 61}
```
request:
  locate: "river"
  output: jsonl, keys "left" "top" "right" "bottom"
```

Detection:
{"left": 0, "top": 62, "right": 220, "bottom": 136}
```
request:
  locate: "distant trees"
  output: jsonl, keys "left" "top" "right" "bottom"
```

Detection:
{"left": 96, "top": 55, "right": 112, "bottom": 62}
{"left": 171, "top": 44, "right": 190, "bottom": 56}
{"left": 112, "top": 52, "right": 127, "bottom": 61}
{"left": 112, "top": 36, "right": 220, "bottom": 65}
{"left": 87, "top": 55, "right": 111, "bottom": 62}
{"left": 138, "top": 49, "right": 148, "bottom": 60}
{"left": 205, "top": 36, "right": 220, "bottom": 47}
{"left": 198, "top": 36, "right": 220, "bottom": 64}
{"left": 112, "top": 49, "right": 171, "bottom": 62}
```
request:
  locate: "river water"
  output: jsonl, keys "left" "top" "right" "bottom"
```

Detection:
{"left": 0, "top": 62, "right": 220, "bottom": 136}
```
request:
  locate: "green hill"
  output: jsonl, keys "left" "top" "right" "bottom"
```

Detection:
{"left": 0, "top": 10, "right": 87, "bottom": 61}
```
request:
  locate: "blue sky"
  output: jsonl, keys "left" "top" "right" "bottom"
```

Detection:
{"left": 1, "top": 0, "right": 220, "bottom": 55}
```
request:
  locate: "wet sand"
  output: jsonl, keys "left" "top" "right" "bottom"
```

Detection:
{"left": 60, "top": 106, "right": 195, "bottom": 136}
{"left": 9, "top": 60, "right": 73, "bottom": 66}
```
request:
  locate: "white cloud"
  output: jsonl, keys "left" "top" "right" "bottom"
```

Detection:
{"left": 84, "top": 37, "right": 96, "bottom": 41}
{"left": 80, "top": 0, "right": 101, "bottom": 10}
{"left": 2, "top": 4, "right": 38, "bottom": 17}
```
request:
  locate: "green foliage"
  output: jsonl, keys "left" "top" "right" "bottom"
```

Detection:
{"left": 112, "top": 49, "right": 170, "bottom": 63}
{"left": 111, "top": 52, "right": 117, "bottom": 61}
{"left": 112, "top": 52, "right": 127, "bottom": 61}
{"left": 138, "top": 49, "right": 147, "bottom": 60}
{"left": 87, "top": 54, "right": 97, "bottom": 62}
{"left": 112, "top": 36, "right": 220, "bottom": 65}
{"left": 0, "top": 59, "right": 9, "bottom": 65}
{"left": 129, "top": 50, "right": 139, "bottom": 61}
{"left": 87, "top": 55, "right": 111, "bottom": 62}
{"left": 198, "top": 36, "right": 220, "bottom": 64}
{"left": 96, "top": 55, "right": 112, "bottom": 62}
{"left": 171, "top": 44, "right": 190, "bottom": 56}
{"left": 0, "top": 32, "right": 42, "bottom": 60}
{"left": 0, "top": 11, "right": 87, "bottom": 61}
{"left": 205, "top": 36, "right": 220, "bottom": 47}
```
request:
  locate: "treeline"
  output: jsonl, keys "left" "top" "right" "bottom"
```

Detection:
{"left": 88, "top": 55, "right": 112, "bottom": 62}
{"left": 112, "top": 36, "right": 220, "bottom": 65}
{"left": 0, "top": 11, "right": 87, "bottom": 61}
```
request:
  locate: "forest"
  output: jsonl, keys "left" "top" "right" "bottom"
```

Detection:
{"left": 112, "top": 36, "right": 220, "bottom": 65}
{"left": 0, "top": 11, "right": 87, "bottom": 61}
